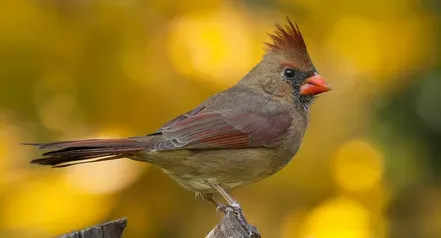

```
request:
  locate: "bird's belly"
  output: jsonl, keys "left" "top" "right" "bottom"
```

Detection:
{"left": 138, "top": 147, "right": 294, "bottom": 192}
{"left": 161, "top": 172, "right": 247, "bottom": 192}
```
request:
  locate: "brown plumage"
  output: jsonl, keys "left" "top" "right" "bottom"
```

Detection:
{"left": 27, "top": 139, "right": 145, "bottom": 167}
{"left": 27, "top": 17, "right": 330, "bottom": 235}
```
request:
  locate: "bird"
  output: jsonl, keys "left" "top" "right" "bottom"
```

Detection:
{"left": 27, "top": 18, "right": 330, "bottom": 237}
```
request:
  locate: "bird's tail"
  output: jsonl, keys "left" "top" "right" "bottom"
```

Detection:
{"left": 26, "top": 138, "right": 146, "bottom": 168}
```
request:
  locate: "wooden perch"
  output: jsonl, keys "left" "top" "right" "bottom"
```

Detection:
{"left": 55, "top": 212, "right": 259, "bottom": 238}
{"left": 206, "top": 212, "right": 251, "bottom": 238}
{"left": 57, "top": 218, "right": 127, "bottom": 238}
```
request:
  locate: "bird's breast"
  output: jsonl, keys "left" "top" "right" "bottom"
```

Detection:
{"left": 137, "top": 147, "right": 295, "bottom": 192}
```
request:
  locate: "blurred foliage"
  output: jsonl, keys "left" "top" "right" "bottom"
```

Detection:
{"left": 0, "top": 0, "right": 440, "bottom": 237}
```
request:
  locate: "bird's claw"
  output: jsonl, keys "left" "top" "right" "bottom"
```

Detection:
{"left": 216, "top": 203, "right": 234, "bottom": 213}
{"left": 201, "top": 192, "right": 260, "bottom": 237}
{"left": 219, "top": 202, "right": 260, "bottom": 238}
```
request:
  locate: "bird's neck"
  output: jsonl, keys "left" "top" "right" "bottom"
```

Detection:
{"left": 292, "top": 88, "right": 313, "bottom": 113}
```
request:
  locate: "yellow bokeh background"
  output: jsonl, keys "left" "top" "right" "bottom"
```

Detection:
{"left": 1, "top": 0, "right": 440, "bottom": 237}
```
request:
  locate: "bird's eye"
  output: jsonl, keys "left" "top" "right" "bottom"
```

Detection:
{"left": 284, "top": 69, "right": 296, "bottom": 79}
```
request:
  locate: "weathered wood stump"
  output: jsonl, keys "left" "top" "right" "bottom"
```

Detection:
{"left": 57, "top": 218, "right": 127, "bottom": 238}
{"left": 56, "top": 213, "right": 259, "bottom": 238}
{"left": 205, "top": 212, "right": 250, "bottom": 238}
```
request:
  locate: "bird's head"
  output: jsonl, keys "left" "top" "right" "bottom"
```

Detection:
{"left": 251, "top": 18, "right": 331, "bottom": 109}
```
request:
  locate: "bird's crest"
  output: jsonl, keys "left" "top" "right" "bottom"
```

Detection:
{"left": 266, "top": 17, "right": 312, "bottom": 69}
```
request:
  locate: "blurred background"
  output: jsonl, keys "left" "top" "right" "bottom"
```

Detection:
{"left": 0, "top": 0, "right": 440, "bottom": 237}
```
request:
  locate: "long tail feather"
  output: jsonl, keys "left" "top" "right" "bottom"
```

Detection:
{"left": 26, "top": 138, "right": 145, "bottom": 167}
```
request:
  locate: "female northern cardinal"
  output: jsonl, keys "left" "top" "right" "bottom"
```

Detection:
{"left": 27, "top": 18, "right": 330, "bottom": 236}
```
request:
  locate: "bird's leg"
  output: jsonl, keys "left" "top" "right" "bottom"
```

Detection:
{"left": 211, "top": 184, "right": 260, "bottom": 238}
{"left": 211, "top": 184, "right": 237, "bottom": 205}
{"left": 199, "top": 193, "right": 233, "bottom": 214}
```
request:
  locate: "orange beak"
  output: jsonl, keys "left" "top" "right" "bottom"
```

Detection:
{"left": 300, "top": 73, "right": 331, "bottom": 96}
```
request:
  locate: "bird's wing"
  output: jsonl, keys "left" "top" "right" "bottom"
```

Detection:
{"left": 149, "top": 106, "right": 291, "bottom": 151}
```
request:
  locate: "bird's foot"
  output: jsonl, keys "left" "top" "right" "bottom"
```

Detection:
{"left": 229, "top": 202, "right": 261, "bottom": 238}
{"left": 215, "top": 202, "right": 234, "bottom": 214}
{"left": 200, "top": 193, "right": 233, "bottom": 213}
{"left": 208, "top": 201, "right": 260, "bottom": 237}
{"left": 200, "top": 191, "right": 260, "bottom": 237}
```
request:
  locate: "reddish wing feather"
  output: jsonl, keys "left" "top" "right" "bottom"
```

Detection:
{"left": 152, "top": 109, "right": 291, "bottom": 150}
